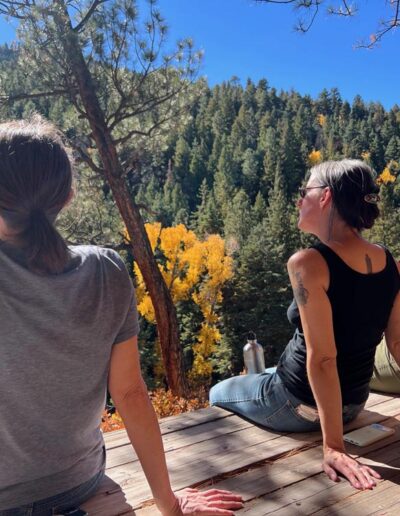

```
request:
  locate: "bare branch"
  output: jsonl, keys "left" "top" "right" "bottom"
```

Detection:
{"left": 255, "top": 0, "right": 399, "bottom": 46}
{"left": 297, "top": 2, "right": 320, "bottom": 33}
{"left": 327, "top": 1, "right": 356, "bottom": 17}
{"left": 357, "top": 0, "right": 400, "bottom": 48}
{"left": 0, "top": 88, "right": 72, "bottom": 105}
{"left": 108, "top": 83, "right": 186, "bottom": 132}
{"left": 0, "top": 0, "right": 35, "bottom": 18}
{"left": 72, "top": 146, "right": 104, "bottom": 175}
{"left": 73, "top": 0, "right": 107, "bottom": 32}
{"left": 113, "top": 112, "right": 179, "bottom": 146}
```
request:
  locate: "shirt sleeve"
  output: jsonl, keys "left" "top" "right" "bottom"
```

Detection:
{"left": 114, "top": 283, "right": 140, "bottom": 344}
{"left": 102, "top": 248, "right": 140, "bottom": 345}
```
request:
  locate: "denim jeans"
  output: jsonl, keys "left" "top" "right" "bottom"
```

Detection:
{"left": 0, "top": 468, "right": 104, "bottom": 516}
{"left": 209, "top": 368, "right": 365, "bottom": 433}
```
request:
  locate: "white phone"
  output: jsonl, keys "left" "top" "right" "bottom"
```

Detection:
{"left": 343, "top": 423, "right": 395, "bottom": 447}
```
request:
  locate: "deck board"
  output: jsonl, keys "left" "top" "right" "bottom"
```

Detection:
{"left": 82, "top": 392, "right": 400, "bottom": 515}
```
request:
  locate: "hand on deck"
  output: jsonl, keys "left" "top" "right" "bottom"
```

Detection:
{"left": 168, "top": 488, "right": 244, "bottom": 515}
{"left": 323, "top": 447, "right": 381, "bottom": 490}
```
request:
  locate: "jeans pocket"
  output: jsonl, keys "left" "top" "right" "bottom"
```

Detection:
{"left": 265, "top": 400, "right": 320, "bottom": 432}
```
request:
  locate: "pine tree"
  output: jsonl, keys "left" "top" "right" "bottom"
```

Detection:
{"left": 223, "top": 189, "right": 252, "bottom": 252}
{"left": 385, "top": 136, "right": 400, "bottom": 162}
{"left": 241, "top": 148, "right": 261, "bottom": 201}
{"left": 192, "top": 179, "right": 221, "bottom": 236}
{"left": 252, "top": 191, "right": 268, "bottom": 224}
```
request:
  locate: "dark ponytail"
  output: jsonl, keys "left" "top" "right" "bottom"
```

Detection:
{"left": 0, "top": 116, "right": 73, "bottom": 274}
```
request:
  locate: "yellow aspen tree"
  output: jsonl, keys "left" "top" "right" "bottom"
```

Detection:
{"left": 378, "top": 163, "right": 397, "bottom": 185}
{"left": 308, "top": 149, "right": 322, "bottom": 166}
{"left": 133, "top": 224, "right": 233, "bottom": 384}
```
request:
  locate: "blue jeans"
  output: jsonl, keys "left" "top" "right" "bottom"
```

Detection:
{"left": 209, "top": 369, "right": 365, "bottom": 432}
{"left": 0, "top": 469, "right": 104, "bottom": 516}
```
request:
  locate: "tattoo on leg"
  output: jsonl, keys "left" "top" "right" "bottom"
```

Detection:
{"left": 294, "top": 271, "right": 309, "bottom": 306}
{"left": 365, "top": 254, "right": 372, "bottom": 274}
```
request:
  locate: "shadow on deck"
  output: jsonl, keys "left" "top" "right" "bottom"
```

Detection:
{"left": 82, "top": 392, "right": 400, "bottom": 515}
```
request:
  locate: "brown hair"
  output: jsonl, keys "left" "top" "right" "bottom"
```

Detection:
{"left": 0, "top": 115, "right": 73, "bottom": 274}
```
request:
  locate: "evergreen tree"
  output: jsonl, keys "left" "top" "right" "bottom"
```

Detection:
{"left": 252, "top": 191, "right": 268, "bottom": 224}
{"left": 385, "top": 136, "right": 400, "bottom": 162}
{"left": 192, "top": 179, "right": 221, "bottom": 236}
{"left": 241, "top": 148, "right": 261, "bottom": 201}
{"left": 261, "top": 127, "right": 278, "bottom": 195}
{"left": 223, "top": 189, "right": 252, "bottom": 252}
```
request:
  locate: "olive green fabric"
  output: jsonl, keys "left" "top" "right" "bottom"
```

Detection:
{"left": 370, "top": 338, "right": 400, "bottom": 394}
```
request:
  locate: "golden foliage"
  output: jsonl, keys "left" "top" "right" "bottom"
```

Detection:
{"left": 308, "top": 149, "right": 322, "bottom": 166}
{"left": 101, "top": 410, "right": 125, "bottom": 432}
{"left": 149, "top": 388, "right": 209, "bottom": 418}
{"left": 317, "top": 114, "right": 326, "bottom": 127}
{"left": 378, "top": 162, "right": 397, "bottom": 184}
{"left": 131, "top": 224, "right": 233, "bottom": 382}
{"left": 100, "top": 389, "right": 209, "bottom": 432}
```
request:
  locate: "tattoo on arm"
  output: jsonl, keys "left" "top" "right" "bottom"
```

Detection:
{"left": 365, "top": 254, "right": 372, "bottom": 274}
{"left": 293, "top": 271, "right": 309, "bottom": 306}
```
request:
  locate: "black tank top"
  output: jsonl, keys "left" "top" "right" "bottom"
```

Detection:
{"left": 277, "top": 242, "right": 400, "bottom": 406}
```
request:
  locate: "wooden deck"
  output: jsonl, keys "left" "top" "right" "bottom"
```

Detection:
{"left": 82, "top": 392, "right": 400, "bottom": 515}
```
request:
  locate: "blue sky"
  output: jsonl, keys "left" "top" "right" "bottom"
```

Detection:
{"left": 1, "top": 1, "right": 399, "bottom": 109}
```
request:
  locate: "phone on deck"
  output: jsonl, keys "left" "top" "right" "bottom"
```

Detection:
{"left": 343, "top": 423, "right": 395, "bottom": 447}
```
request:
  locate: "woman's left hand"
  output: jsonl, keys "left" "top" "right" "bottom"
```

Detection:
{"left": 323, "top": 447, "right": 381, "bottom": 490}
{"left": 172, "top": 488, "right": 244, "bottom": 515}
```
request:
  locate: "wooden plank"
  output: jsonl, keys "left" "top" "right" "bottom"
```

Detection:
{"left": 104, "top": 406, "right": 232, "bottom": 449}
{"left": 105, "top": 392, "right": 397, "bottom": 469}
{"left": 112, "top": 397, "right": 400, "bottom": 511}
{"left": 135, "top": 407, "right": 400, "bottom": 515}
{"left": 85, "top": 393, "right": 399, "bottom": 515}
{"left": 231, "top": 432, "right": 400, "bottom": 515}
{"left": 310, "top": 473, "right": 400, "bottom": 516}
{"left": 106, "top": 414, "right": 253, "bottom": 468}
{"left": 103, "top": 393, "right": 393, "bottom": 450}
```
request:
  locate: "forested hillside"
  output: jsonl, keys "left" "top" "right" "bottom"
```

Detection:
{"left": 2, "top": 43, "right": 400, "bottom": 388}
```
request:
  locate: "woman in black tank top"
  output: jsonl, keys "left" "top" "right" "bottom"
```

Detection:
{"left": 210, "top": 159, "right": 400, "bottom": 492}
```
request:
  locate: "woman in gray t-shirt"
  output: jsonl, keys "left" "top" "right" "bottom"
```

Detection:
{"left": 0, "top": 117, "right": 242, "bottom": 516}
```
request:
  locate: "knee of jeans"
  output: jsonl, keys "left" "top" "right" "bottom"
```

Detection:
{"left": 209, "top": 379, "right": 230, "bottom": 406}
{"left": 209, "top": 383, "right": 220, "bottom": 406}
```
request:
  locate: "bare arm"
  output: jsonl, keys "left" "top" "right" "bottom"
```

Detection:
{"left": 108, "top": 336, "right": 177, "bottom": 514}
{"left": 108, "top": 337, "right": 243, "bottom": 515}
{"left": 288, "top": 250, "right": 379, "bottom": 490}
{"left": 288, "top": 251, "right": 344, "bottom": 450}
{"left": 384, "top": 263, "right": 400, "bottom": 366}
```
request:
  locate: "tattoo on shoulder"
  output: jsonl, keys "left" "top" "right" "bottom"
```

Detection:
{"left": 365, "top": 254, "right": 372, "bottom": 274}
{"left": 293, "top": 271, "right": 309, "bottom": 306}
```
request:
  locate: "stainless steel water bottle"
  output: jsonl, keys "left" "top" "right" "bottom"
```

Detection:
{"left": 243, "top": 331, "right": 266, "bottom": 374}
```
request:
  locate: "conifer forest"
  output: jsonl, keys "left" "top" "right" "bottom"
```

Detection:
{"left": 1, "top": 1, "right": 400, "bottom": 395}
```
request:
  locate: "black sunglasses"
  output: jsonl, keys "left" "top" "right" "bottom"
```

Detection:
{"left": 298, "top": 186, "right": 327, "bottom": 199}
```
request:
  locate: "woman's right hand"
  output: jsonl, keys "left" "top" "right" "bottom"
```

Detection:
{"left": 165, "top": 488, "right": 244, "bottom": 515}
{"left": 323, "top": 447, "right": 381, "bottom": 490}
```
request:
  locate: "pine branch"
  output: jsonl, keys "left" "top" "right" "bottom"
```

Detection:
{"left": 0, "top": 88, "right": 71, "bottom": 104}
{"left": 73, "top": 0, "right": 107, "bottom": 32}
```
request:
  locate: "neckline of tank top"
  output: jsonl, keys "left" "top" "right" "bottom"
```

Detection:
{"left": 316, "top": 242, "right": 390, "bottom": 278}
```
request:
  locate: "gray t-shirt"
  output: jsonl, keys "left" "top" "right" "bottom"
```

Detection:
{"left": 0, "top": 243, "right": 139, "bottom": 509}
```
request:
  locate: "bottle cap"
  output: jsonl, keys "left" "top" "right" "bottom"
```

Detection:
{"left": 247, "top": 331, "right": 256, "bottom": 341}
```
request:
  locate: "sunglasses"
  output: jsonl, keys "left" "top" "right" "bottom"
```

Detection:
{"left": 298, "top": 186, "right": 327, "bottom": 199}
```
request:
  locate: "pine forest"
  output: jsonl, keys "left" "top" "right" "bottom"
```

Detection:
{"left": 1, "top": 2, "right": 400, "bottom": 401}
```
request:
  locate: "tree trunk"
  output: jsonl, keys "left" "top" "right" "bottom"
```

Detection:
{"left": 54, "top": 1, "right": 187, "bottom": 396}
